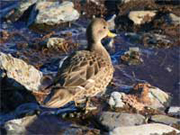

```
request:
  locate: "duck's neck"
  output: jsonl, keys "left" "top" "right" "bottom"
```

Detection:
{"left": 87, "top": 41, "right": 112, "bottom": 63}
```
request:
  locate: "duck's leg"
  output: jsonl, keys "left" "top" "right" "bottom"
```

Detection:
{"left": 74, "top": 97, "right": 97, "bottom": 113}
{"left": 74, "top": 98, "right": 87, "bottom": 106}
{"left": 84, "top": 97, "right": 97, "bottom": 113}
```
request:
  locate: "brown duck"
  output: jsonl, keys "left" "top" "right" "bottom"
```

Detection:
{"left": 44, "top": 18, "right": 116, "bottom": 108}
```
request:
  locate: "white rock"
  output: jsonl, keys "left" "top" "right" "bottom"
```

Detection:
{"left": 4, "top": 115, "right": 37, "bottom": 135}
{"left": 0, "top": 52, "right": 43, "bottom": 91}
{"left": 109, "top": 92, "right": 125, "bottom": 108}
{"left": 107, "top": 14, "right": 116, "bottom": 30}
{"left": 128, "top": 11, "right": 157, "bottom": 25}
{"left": 109, "top": 123, "right": 180, "bottom": 135}
{"left": 169, "top": 13, "right": 180, "bottom": 25}
{"left": 168, "top": 106, "right": 180, "bottom": 117}
{"left": 47, "top": 37, "right": 65, "bottom": 48}
{"left": 29, "top": 1, "right": 80, "bottom": 26}
{"left": 129, "top": 47, "right": 140, "bottom": 53}
{"left": 148, "top": 87, "right": 171, "bottom": 110}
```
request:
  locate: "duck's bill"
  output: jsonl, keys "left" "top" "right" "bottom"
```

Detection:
{"left": 107, "top": 30, "right": 116, "bottom": 38}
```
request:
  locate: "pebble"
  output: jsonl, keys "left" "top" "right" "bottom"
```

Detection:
{"left": 108, "top": 92, "right": 125, "bottom": 108}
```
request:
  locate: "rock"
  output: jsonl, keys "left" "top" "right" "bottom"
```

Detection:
{"left": 46, "top": 37, "right": 65, "bottom": 48}
{"left": 150, "top": 115, "right": 180, "bottom": 125}
{"left": 0, "top": 52, "right": 43, "bottom": 91}
{"left": 4, "top": 115, "right": 37, "bottom": 135}
{"left": 62, "top": 125, "right": 100, "bottom": 135}
{"left": 109, "top": 123, "right": 180, "bottom": 135}
{"left": 28, "top": 1, "right": 80, "bottom": 26}
{"left": 148, "top": 86, "right": 171, "bottom": 110}
{"left": 120, "top": 47, "right": 143, "bottom": 65}
{"left": 128, "top": 11, "right": 157, "bottom": 25}
{"left": 168, "top": 13, "right": 180, "bottom": 25}
{"left": 128, "top": 83, "right": 171, "bottom": 111}
{"left": 108, "top": 92, "right": 125, "bottom": 108}
{"left": 155, "top": 0, "right": 180, "bottom": 5}
{"left": 122, "top": 83, "right": 171, "bottom": 111}
{"left": 0, "top": 2, "right": 19, "bottom": 19}
{"left": 122, "top": 0, "right": 139, "bottom": 3}
{"left": 41, "top": 37, "right": 78, "bottom": 53}
{"left": 14, "top": 103, "right": 40, "bottom": 117}
{"left": 168, "top": 107, "right": 180, "bottom": 117}
{"left": 143, "top": 33, "right": 173, "bottom": 48}
{"left": 124, "top": 32, "right": 142, "bottom": 43}
{"left": 4, "top": 0, "right": 37, "bottom": 22}
{"left": 97, "top": 112, "right": 145, "bottom": 130}
{"left": 3, "top": 115, "right": 100, "bottom": 135}
{"left": 107, "top": 14, "right": 116, "bottom": 30}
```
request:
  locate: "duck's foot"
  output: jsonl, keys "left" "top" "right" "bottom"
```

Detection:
{"left": 75, "top": 97, "right": 97, "bottom": 113}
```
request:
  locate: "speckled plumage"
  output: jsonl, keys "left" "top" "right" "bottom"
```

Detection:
{"left": 44, "top": 18, "right": 116, "bottom": 108}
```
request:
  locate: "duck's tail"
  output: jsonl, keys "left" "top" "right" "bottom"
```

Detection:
{"left": 43, "top": 87, "right": 74, "bottom": 108}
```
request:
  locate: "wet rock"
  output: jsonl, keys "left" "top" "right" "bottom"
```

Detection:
{"left": 3, "top": 115, "right": 37, "bottom": 135}
{"left": 120, "top": 47, "right": 143, "bottom": 65}
{"left": 124, "top": 32, "right": 142, "bottom": 44}
{"left": 46, "top": 37, "right": 65, "bottom": 48}
{"left": 109, "top": 123, "right": 180, "bottom": 135}
{"left": 122, "top": 0, "right": 141, "bottom": 3}
{"left": 0, "top": 52, "right": 43, "bottom": 91}
{"left": 0, "top": 3, "right": 18, "bottom": 19}
{"left": 62, "top": 125, "right": 100, "bottom": 135}
{"left": 143, "top": 33, "right": 173, "bottom": 48}
{"left": 3, "top": 115, "right": 100, "bottom": 135}
{"left": 123, "top": 83, "right": 171, "bottom": 111}
{"left": 128, "top": 11, "right": 157, "bottom": 25}
{"left": 168, "top": 107, "right": 180, "bottom": 117}
{"left": 150, "top": 115, "right": 180, "bottom": 125}
{"left": 4, "top": 0, "right": 37, "bottom": 22}
{"left": 107, "top": 14, "right": 116, "bottom": 30}
{"left": 41, "top": 37, "right": 78, "bottom": 53}
{"left": 147, "top": 86, "right": 171, "bottom": 110}
{"left": 81, "top": 0, "right": 107, "bottom": 18}
{"left": 108, "top": 92, "right": 125, "bottom": 108}
{"left": 14, "top": 103, "right": 40, "bottom": 117}
{"left": 97, "top": 111, "right": 145, "bottom": 130}
{"left": 168, "top": 13, "right": 180, "bottom": 25}
{"left": 28, "top": 1, "right": 80, "bottom": 26}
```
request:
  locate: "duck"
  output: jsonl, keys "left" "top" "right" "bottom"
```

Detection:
{"left": 43, "top": 18, "right": 116, "bottom": 108}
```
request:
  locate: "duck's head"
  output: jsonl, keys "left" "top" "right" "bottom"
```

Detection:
{"left": 86, "top": 18, "right": 116, "bottom": 44}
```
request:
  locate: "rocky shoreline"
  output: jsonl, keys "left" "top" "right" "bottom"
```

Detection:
{"left": 0, "top": 0, "right": 180, "bottom": 135}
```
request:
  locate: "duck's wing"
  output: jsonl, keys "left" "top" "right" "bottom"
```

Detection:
{"left": 54, "top": 50, "right": 108, "bottom": 87}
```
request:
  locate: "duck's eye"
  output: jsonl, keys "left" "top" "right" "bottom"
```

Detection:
{"left": 103, "top": 26, "right": 106, "bottom": 29}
